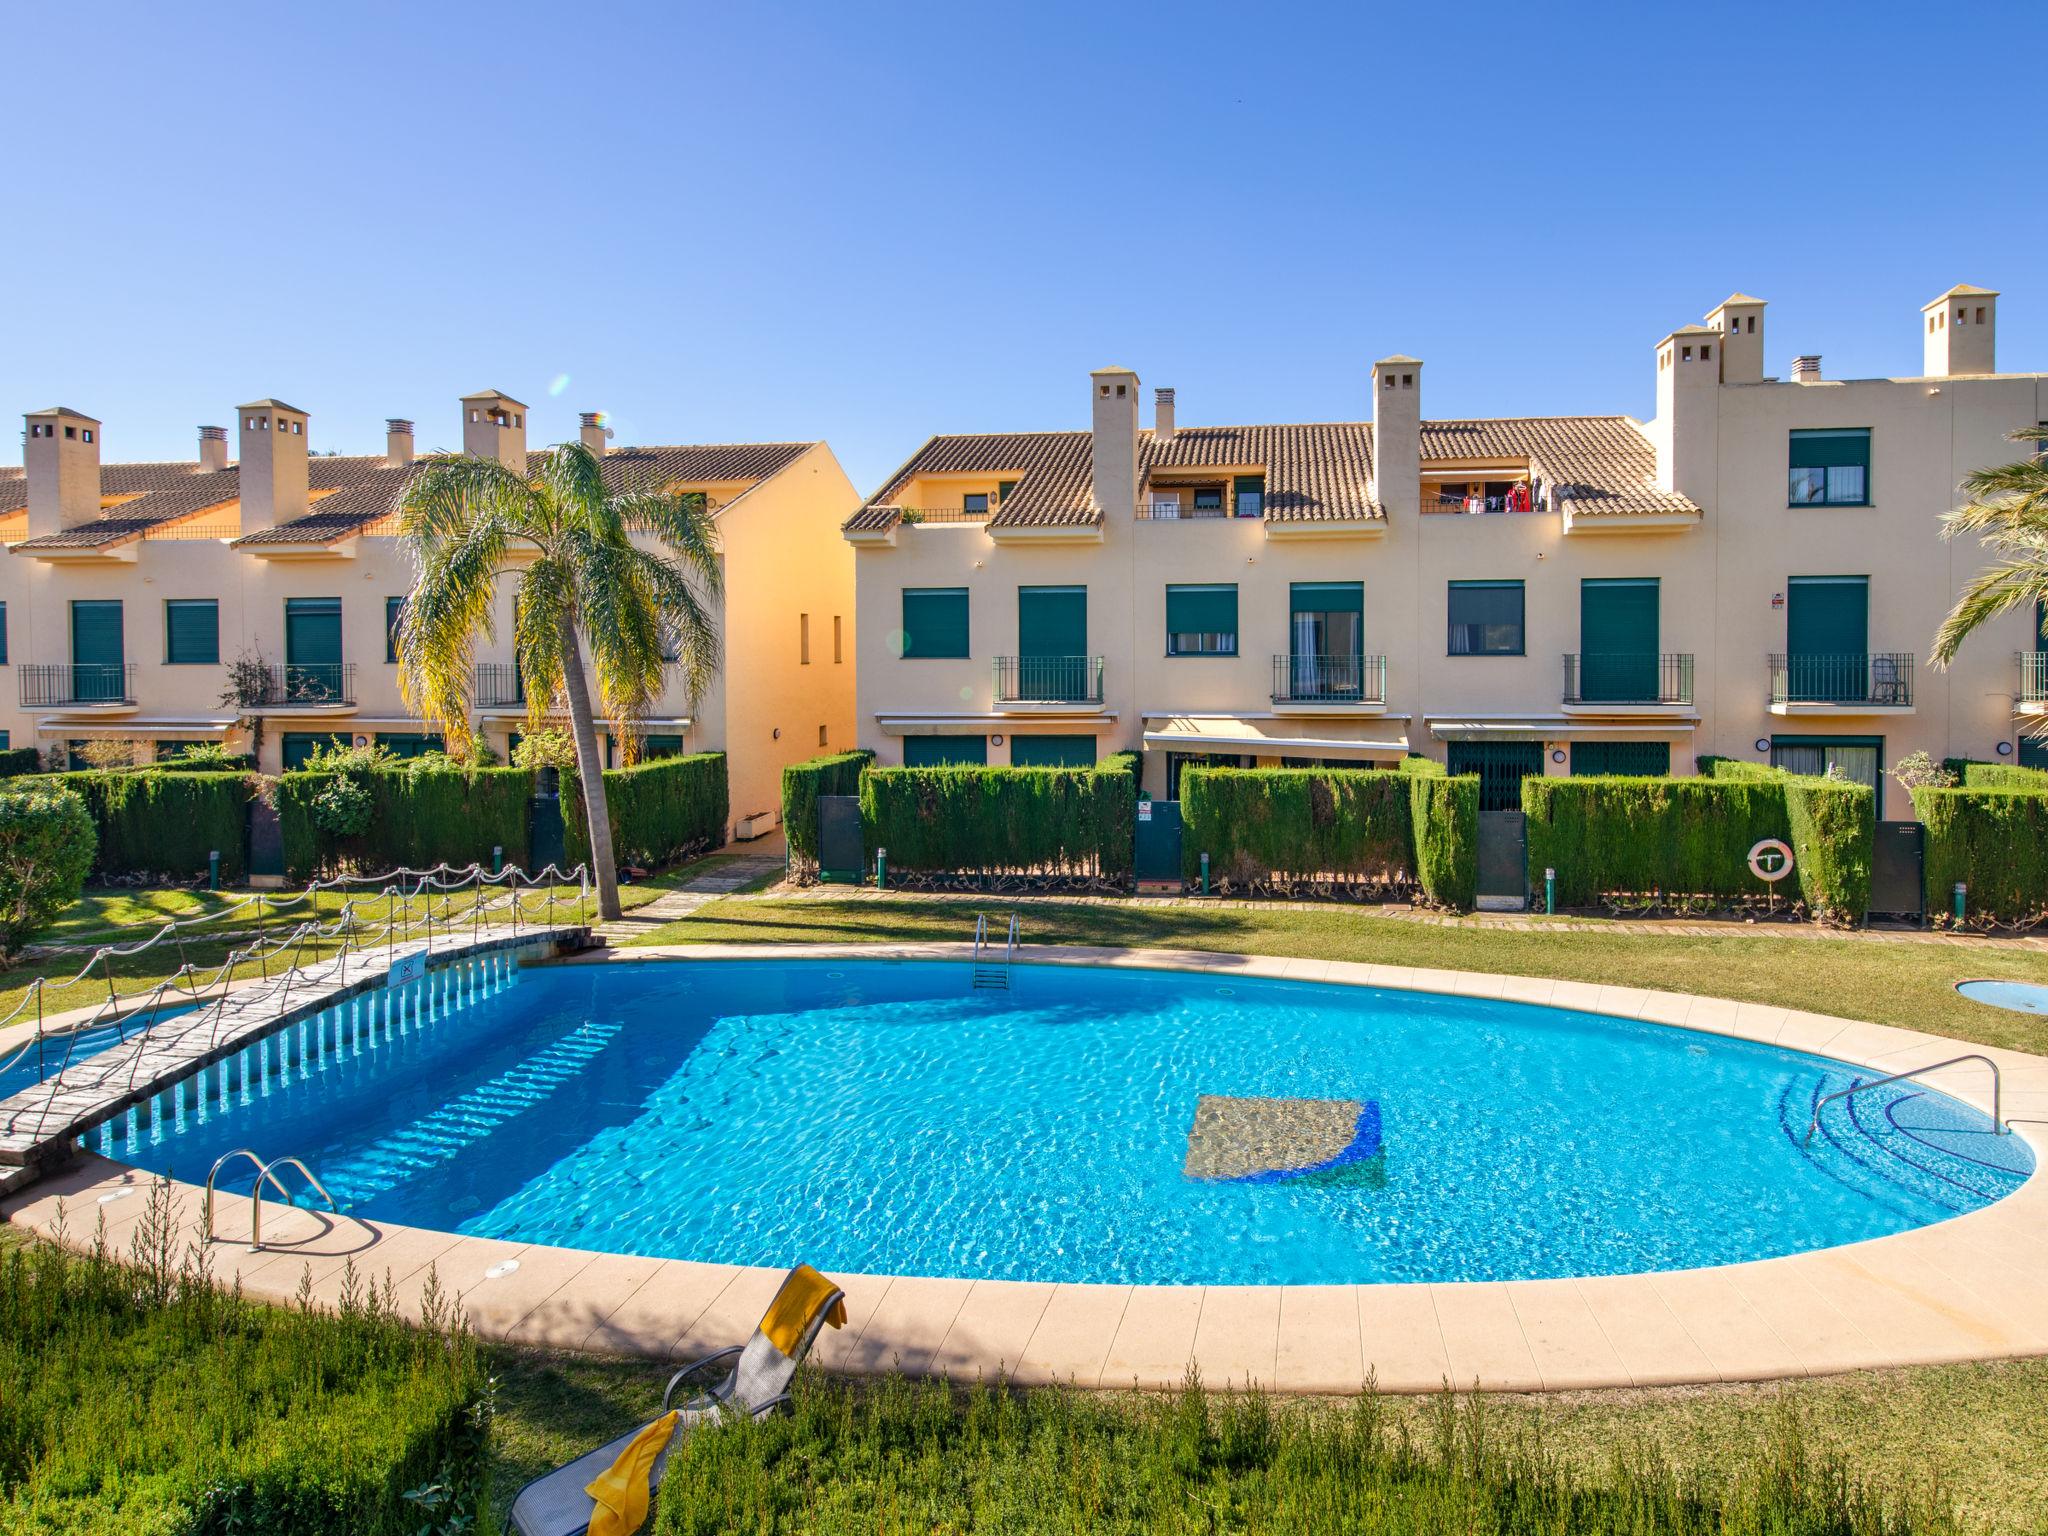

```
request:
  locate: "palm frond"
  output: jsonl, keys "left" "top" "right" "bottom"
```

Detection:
{"left": 512, "top": 559, "right": 575, "bottom": 734}
{"left": 1932, "top": 557, "right": 2048, "bottom": 665}
{"left": 607, "top": 487, "right": 726, "bottom": 599}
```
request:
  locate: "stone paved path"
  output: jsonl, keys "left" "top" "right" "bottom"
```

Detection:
{"left": 598, "top": 854, "right": 786, "bottom": 943}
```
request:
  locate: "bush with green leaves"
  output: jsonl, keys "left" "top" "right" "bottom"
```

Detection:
{"left": 565, "top": 751, "right": 729, "bottom": 872}
{"left": 1, "top": 1182, "right": 490, "bottom": 1533}
{"left": 309, "top": 774, "right": 376, "bottom": 838}
{"left": 1914, "top": 784, "right": 2048, "bottom": 925}
{"left": 1180, "top": 767, "right": 1414, "bottom": 890}
{"left": 14, "top": 769, "right": 251, "bottom": 883}
{"left": 278, "top": 765, "right": 536, "bottom": 879}
{"left": 0, "top": 787, "right": 95, "bottom": 957}
{"left": 782, "top": 749, "right": 874, "bottom": 881}
{"left": 859, "top": 757, "right": 1135, "bottom": 885}
{"left": 0, "top": 747, "right": 43, "bottom": 780}
{"left": 1401, "top": 761, "right": 1478, "bottom": 911}
{"left": 510, "top": 727, "right": 579, "bottom": 771}
{"left": 1941, "top": 758, "right": 2048, "bottom": 791}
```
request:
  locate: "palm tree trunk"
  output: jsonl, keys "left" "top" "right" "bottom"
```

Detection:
{"left": 555, "top": 611, "right": 623, "bottom": 920}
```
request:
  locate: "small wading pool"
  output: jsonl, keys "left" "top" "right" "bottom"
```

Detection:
{"left": 1957, "top": 979, "right": 2048, "bottom": 1016}
{"left": 104, "top": 960, "right": 2029, "bottom": 1286}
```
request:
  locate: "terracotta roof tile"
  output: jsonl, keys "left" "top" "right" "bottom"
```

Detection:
{"left": 1422, "top": 416, "right": 1695, "bottom": 517}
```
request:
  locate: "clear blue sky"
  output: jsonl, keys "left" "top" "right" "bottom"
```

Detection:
{"left": 9, "top": 0, "right": 2043, "bottom": 493}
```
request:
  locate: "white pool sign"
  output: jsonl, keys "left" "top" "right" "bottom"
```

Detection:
{"left": 1747, "top": 838, "right": 1795, "bottom": 882}
{"left": 387, "top": 950, "right": 427, "bottom": 989}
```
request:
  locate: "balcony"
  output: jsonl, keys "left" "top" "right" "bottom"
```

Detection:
{"left": 20, "top": 663, "right": 137, "bottom": 708}
{"left": 1562, "top": 654, "right": 1695, "bottom": 709}
{"left": 893, "top": 505, "right": 989, "bottom": 526}
{"left": 1422, "top": 482, "right": 1538, "bottom": 515}
{"left": 1768, "top": 653, "right": 1915, "bottom": 714}
{"left": 992, "top": 655, "right": 1104, "bottom": 708}
{"left": 250, "top": 662, "right": 357, "bottom": 709}
{"left": 475, "top": 662, "right": 527, "bottom": 708}
{"left": 2020, "top": 652, "right": 2047, "bottom": 714}
{"left": 1271, "top": 653, "right": 1388, "bottom": 708}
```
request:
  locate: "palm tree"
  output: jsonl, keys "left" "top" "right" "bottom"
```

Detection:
{"left": 1933, "top": 428, "right": 2048, "bottom": 730}
{"left": 393, "top": 442, "right": 722, "bottom": 919}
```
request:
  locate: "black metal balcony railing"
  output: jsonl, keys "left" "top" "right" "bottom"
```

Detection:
{"left": 2021, "top": 651, "right": 2048, "bottom": 706}
{"left": 19, "top": 663, "right": 137, "bottom": 707}
{"left": 1768, "top": 653, "right": 1915, "bottom": 707}
{"left": 475, "top": 662, "right": 527, "bottom": 708}
{"left": 1562, "top": 653, "right": 1695, "bottom": 706}
{"left": 1137, "top": 499, "right": 1232, "bottom": 520}
{"left": 992, "top": 655, "right": 1104, "bottom": 705}
{"left": 257, "top": 662, "right": 357, "bottom": 707}
{"left": 1424, "top": 487, "right": 1540, "bottom": 514}
{"left": 1271, "top": 653, "right": 1388, "bottom": 705}
{"left": 893, "top": 505, "right": 990, "bottom": 525}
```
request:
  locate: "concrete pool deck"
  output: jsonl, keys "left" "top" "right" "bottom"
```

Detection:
{"left": 8, "top": 940, "right": 2048, "bottom": 1395}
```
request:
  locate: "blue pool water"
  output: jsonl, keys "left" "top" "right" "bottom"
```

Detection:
{"left": 0, "top": 1004, "right": 193, "bottom": 1100}
{"left": 107, "top": 960, "right": 2030, "bottom": 1285}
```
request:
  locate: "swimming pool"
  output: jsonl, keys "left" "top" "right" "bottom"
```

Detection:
{"left": 108, "top": 958, "right": 2028, "bottom": 1286}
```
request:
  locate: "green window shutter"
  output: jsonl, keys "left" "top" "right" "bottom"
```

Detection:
{"left": 1011, "top": 734, "right": 1096, "bottom": 767}
{"left": 164, "top": 600, "right": 219, "bottom": 665}
{"left": 285, "top": 597, "right": 343, "bottom": 665}
{"left": 1578, "top": 579, "right": 1657, "bottom": 701}
{"left": 904, "top": 734, "right": 987, "bottom": 767}
{"left": 1288, "top": 582, "right": 1363, "bottom": 617}
{"left": 997, "top": 480, "right": 1017, "bottom": 503}
{"left": 1165, "top": 584, "right": 1238, "bottom": 647}
{"left": 1787, "top": 577, "right": 1868, "bottom": 656}
{"left": 281, "top": 732, "right": 345, "bottom": 771}
{"left": 1019, "top": 586, "right": 1087, "bottom": 657}
{"left": 71, "top": 601, "right": 124, "bottom": 667}
{"left": 1570, "top": 741, "right": 1670, "bottom": 777}
{"left": 901, "top": 588, "right": 969, "bottom": 658}
{"left": 374, "top": 732, "right": 445, "bottom": 759}
{"left": 1789, "top": 429, "right": 1871, "bottom": 505}
{"left": 1788, "top": 430, "right": 1871, "bottom": 469}
{"left": 1232, "top": 475, "right": 1266, "bottom": 517}
{"left": 1447, "top": 581, "right": 1524, "bottom": 656}
{"left": 385, "top": 597, "right": 405, "bottom": 663}
{"left": 644, "top": 734, "right": 685, "bottom": 759}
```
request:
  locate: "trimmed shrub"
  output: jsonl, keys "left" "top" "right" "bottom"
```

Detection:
{"left": 1523, "top": 776, "right": 1791, "bottom": 907}
{"left": 1406, "top": 769, "right": 1478, "bottom": 911}
{"left": 1942, "top": 758, "right": 2048, "bottom": 791}
{"left": 21, "top": 769, "right": 250, "bottom": 883}
{"left": 279, "top": 766, "right": 535, "bottom": 879}
{"left": 1914, "top": 785, "right": 2048, "bottom": 925}
{"left": 565, "top": 751, "right": 729, "bottom": 872}
{"left": 782, "top": 749, "right": 874, "bottom": 881}
{"left": 859, "top": 762, "right": 1132, "bottom": 884}
{"left": 1, "top": 1186, "right": 490, "bottom": 1533}
{"left": 0, "top": 786, "right": 95, "bottom": 957}
{"left": 0, "top": 748, "right": 43, "bottom": 780}
{"left": 1784, "top": 776, "right": 1874, "bottom": 923}
{"left": 1180, "top": 767, "right": 1413, "bottom": 889}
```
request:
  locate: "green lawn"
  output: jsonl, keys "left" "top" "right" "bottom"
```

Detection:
{"left": 630, "top": 894, "right": 2048, "bottom": 1053}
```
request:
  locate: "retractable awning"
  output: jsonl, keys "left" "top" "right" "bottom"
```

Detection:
{"left": 1142, "top": 714, "right": 1408, "bottom": 758}
{"left": 32, "top": 715, "right": 237, "bottom": 739}
{"left": 1427, "top": 716, "right": 1696, "bottom": 741}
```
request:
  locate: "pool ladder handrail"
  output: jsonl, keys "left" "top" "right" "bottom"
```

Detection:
{"left": 1803, "top": 1054, "right": 2006, "bottom": 1144}
{"left": 204, "top": 1146, "right": 340, "bottom": 1250}
{"left": 971, "top": 914, "right": 1019, "bottom": 991}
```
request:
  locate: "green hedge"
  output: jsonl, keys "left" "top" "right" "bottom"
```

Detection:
{"left": 1914, "top": 786, "right": 2048, "bottom": 924}
{"left": 859, "top": 758, "right": 1134, "bottom": 883}
{"left": 1, "top": 1194, "right": 489, "bottom": 1533}
{"left": 278, "top": 766, "right": 534, "bottom": 880}
{"left": 1180, "top": 768, "right": 1413, "bottom": 887}
{"left": 1529, "top": 764, "right": 1871, "bottom": 922}
{"left": 0, "top": 748, "right": 42, "bottom": 780}
{"left": 781, "top": 750, "right": 874, "bottom": 880}
{"left": 23, "top": 770, "right": 251, "bottom": 882}
{"left": 1943, "top": 758, "right": 2048, "bottom": 790}
{"left": 1406, "top": 769, "right": 1478, "bottom": 911}
{"left": 566, "top": 751, "right": 729, "bottom": 873}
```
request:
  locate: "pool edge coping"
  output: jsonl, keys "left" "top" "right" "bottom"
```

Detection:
{"left": 5, "top": 939, "right": 2047, "bottom": 1396}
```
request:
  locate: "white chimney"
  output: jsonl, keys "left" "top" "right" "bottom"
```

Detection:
{"left": 1649, "top": 329, "right": 1718, "bottom": 502}
{"left": 237, "top": 398, "right": 310, "bottom": 535}
{"left": 1153, "top": 388, "right": 1176, "bottom": 443}
{"left": 1090, "top": 367, "right": 1140, "bottom": 521}
{"left": 460, "top": 390, "right": 528, "bottom": 473}
{"left": 23, "top": 407, "right": 102, "bottom": 538}
{"left": 579, "top": 411, "right": 612, "bottom": 456}
{"left": 1369, "top": 356, "right": 1422, "bottom": 518}
{"left": 1922, "top": 285, "right": 1998, "bottom": 377}
{"left": 1704, "top": 293, "right": 1766, "bottom": 386}
{"left": 385, "top": 418, "right": 415, "bottom": 468}
{"left": 1790, "top": 354, "right": 1823, "bottom": 384}
{"left": 197, "top": 424, "right": 229, "bottom": 473}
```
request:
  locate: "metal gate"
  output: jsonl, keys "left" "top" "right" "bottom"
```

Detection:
{"left": 246, "top": 798, "right": 284, "bottom": 881}
{"left": 817, "top": 794, "right": 864, "bottom": 884}
{"left": 1476, "top": 811, "right": 1528, "bottom": 906}
{"left": 528, "top": 781, "right": 566, "bottom": 874}
{"left": 1447, "top": 741, "right": 1544, "bottom": 812}
{"left": 1871, "top": 819, "right": 1925, "bottom": 920}
{"left": 1135, "top": 799, "right": 1183, "bottom": 886}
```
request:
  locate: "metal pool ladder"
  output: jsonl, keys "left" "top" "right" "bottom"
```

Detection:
{"left": 1803, "top": 1054, "right": 2006, "bottom": 1144}
{"left": 971, "top": 914, "right": 1018, "bottom": 991}
{"left": 204, "top": 1147, "right": 340, "bottom": 1251}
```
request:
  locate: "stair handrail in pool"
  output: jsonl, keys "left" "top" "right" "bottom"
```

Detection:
{"left": 204, "top": 1147, "right": 296, "bottom": 1241}
{"left": 1804, "top": 1054, "right": 2006, "bottom": 1144}
{"left": 203, "top": 1147, "right": 339, "bottom": 1250}
{"left": 0, "top": 862, "right": 590, "bottom": 1141}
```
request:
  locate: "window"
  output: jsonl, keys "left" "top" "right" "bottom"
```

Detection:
{"left": 1165, "top": 584, "right": 1238, "bottom": 655}
{"left": 1570, "top": 741, "right": 1671, "bottom": 777}
{"left": 374, "top": 732, "right": 446, "bottom": 760}
{"left": 1771, "top": 735, "right": 1883, "bottom": 815}
{"left": 997, "top": 480, "right": 1017, "bottom": 503}
{"left": 1788, "top": 428, "right": 1871, "bottom": 506}
{"left": 903, "top": 734, "right": 987, "bottom": 767}
{"left": 818, "top": 724, "right": 828, "bottom": 748}
{"left": 1011, "top": 734, "right": 1096, "bottom": 767}
{"left": 800, "top": 612, "right": 811, "bottom": 665}
{"left": 164, "top": 599, "right": 220, "bottom": 665}
{"left": 0, "top": 600, "right": 8, "bottom": 665}
{"left": 833, "top": 615, "right": 843, "bottom": 664}
{"left": 1233, "top": 475, "right": 1265, "bottom": 518}
{"left": 281, "top": 732, "right": 347, "bottom": 771}
{"left": 385, "top": 597, "right": 405, "bottom": 663}
{"left": 1447, "top": 580, "right": 1524, "bottom": 655}
{"left": 644, "top": 734, "right": 686, "bottom": 760}
{"left": 1166, "top": 752, "right": 1248, "bottom": 799}
{"left": 900, "top": 587, "right": 969, "bottom": 658}
{"left": 961, "top": 493, "right": 990, "bottom": 517}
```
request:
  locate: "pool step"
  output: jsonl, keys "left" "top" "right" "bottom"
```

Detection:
{"left": 1789, "top": 1077, "right": 2027, "bottom": 1215}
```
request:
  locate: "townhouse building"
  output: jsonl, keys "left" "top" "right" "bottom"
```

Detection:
{"left": 2, "top": 392, "right": 859, "bottom": 839}
{"left": 845, "top": 285, "right": 2047, "bottom": 827}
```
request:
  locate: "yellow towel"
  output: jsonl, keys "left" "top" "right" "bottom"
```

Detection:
{"left": 761, "top": 1263, "right": 848, "bottom": 1357}
{"left": 585, "top": 1409, "right": 678, "bottom": 1536}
